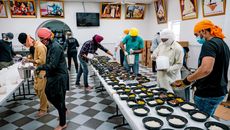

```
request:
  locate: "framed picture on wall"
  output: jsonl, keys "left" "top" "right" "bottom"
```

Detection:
{"left": 8, "top": 0, "right": 36, "bottom": 18}
{"left": 0, "top": 0, "right": 8, "bottom": 18}
{"left": 202, "top": 0, "right": 226, "bottom": 17}
{"left": 153, "top": 0, "right": 167, "bottom": 24}
{"left": 100, "top": 3, "right": 121, "bottom": 19}
{"left": 179, "top": 0, "right": 198, "bottom": 20}
{"left": 125, "top": 4, "right": 146, "bottom": 19}
{"left": 39, "top": 0, "right": 64, "bottom": 18}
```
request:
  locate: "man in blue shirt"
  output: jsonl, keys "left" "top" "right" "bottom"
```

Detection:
{"left": 120, "top": 28, "right": 144, "bottom": 75}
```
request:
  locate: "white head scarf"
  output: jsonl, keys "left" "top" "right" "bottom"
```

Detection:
{"left": 160, "top": 29, "right": 175, "bottom": 46}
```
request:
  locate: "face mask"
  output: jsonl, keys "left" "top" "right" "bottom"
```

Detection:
{"left": 196, "top": 36, "right": 205, "bottom": 45}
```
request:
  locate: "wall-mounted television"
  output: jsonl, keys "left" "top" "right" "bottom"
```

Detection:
{"left": 76, "top": 12, "right": 100, "bottom": 27}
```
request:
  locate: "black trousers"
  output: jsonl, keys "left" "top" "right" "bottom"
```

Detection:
{"left": 152, "top": 60, "right": 157, "bottom": 72}
{"left": 120, "top": 49, "right": 124, "bottom": 66}
{"left": 67, "top": 52, "right": 78, "bottom": 72}
{"left": 46, "top": 90, "right": 67, "bottom": 126}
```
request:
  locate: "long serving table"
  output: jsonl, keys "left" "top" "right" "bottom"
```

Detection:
{"left": 91, "top": 65, "right": 220, "bottom": 130}
{"left": 0, "top": 63, "right": 34, "bottom": 105}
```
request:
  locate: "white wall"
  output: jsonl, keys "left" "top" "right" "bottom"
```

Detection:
{"left": 0, "top": 1, "right": 152, "bottom": 52}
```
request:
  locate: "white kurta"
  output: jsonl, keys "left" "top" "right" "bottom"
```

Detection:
{"left": 152, "top": 41, "right": 184, "bottom": 92}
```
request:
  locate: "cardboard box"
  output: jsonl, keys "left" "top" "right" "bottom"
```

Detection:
{"left": 214, "top": 104, "right": 230, "bottom": 121}
{"left": 178, "top": 41, "right": 189, "bottom": 47}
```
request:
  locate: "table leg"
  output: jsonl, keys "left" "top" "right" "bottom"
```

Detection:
{"left": 108, "top": 105, "right": 122, "bottom": 120}
{"left": 113, "top": 116, "right": 129, "bottom": 129}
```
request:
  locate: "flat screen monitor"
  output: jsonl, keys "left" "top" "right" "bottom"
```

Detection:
{"left": 76, "top": 12, "right": 100, "bottom": 27}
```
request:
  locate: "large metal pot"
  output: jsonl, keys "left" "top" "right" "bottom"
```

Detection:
{"left": 18, "top": 67, "right": 32, "bottom": 79}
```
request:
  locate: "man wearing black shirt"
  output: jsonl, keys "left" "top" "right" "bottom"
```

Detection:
{"left": 65, "top": 32, "right": 79, "bottom": 72}
{"left": 0, "top": 32, "right": 15, "bottom": 70}
{"left": 172, "top": 19, "right": 230, "bottom": 116}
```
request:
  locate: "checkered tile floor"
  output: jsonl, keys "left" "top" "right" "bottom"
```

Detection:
{"left": 0, "top": 64, "right": 154, "bottom": 130}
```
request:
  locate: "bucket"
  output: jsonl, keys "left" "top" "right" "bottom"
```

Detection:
{"left": 18, "top": 67, "right": 32, "bottom": 79}
{"left": 126, "top": 55, "right": 135, "bottom": 65}
{"left": 156, "top": 56, "right": 169, "bottom": 70}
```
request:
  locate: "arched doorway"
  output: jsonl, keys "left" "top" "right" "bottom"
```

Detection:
{"left": 36, "top": 20, "right": 72, "bottom": 46}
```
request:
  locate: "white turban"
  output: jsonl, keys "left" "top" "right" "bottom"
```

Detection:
{"left": 160, "top": 29, "right": 175, "bottom": 45}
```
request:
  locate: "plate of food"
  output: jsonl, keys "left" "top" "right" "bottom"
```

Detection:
{"left": 127, "top": 100, "right": 137, "bottom": 108}
{"left": 180, "top": 102, "right": 197, "bottom": 112}
{"left": 116, "top": 89, "right": 124, "bottom": 94}
{"left": 142, "top": 117, "right": 163, "bottom": 130}
{"left": 146, "top": 99, "right": 158, "bottom": 107}
{"left": 184, "top": 126, "right": 203, "bottom": 130}
{"left": 128, "top": 93, "right": 136, "bottom": 100}
{"left": 155, "top": 105, "right": 174, "bottom": 117}
{"left": 166, "top": 115, "right": 188, "bottom": 128}
{"left": 124, "top": 88, "right": 131, "bottom": 94}
{"left": 146, "top": 91, "right": 154, "bottom": 97}
{"left": 205, "top": 121, "right": 229, "bottom": 130}
{"left": 188, "top": 110, "right": 210, "bottom": 122}
{"left": 167, "top": 97, "right": 185, "bottom": 107}
{"left": 139, "top": 92, "right": 147, "bottom": 98}
{"left": 113, "top": 85, "right": 120, "bottom": 90}
{"left": 134, "top": 89, "right": 142, "bottom": 94}
{"left": 136, "top": 98, "right": 146, "bottom": 106}
{"left": 119, "top": 94, "right": 128, "bottom": 100}
{"left": 167, "top": 92, "right": 175, "bottom": 99}
{"left": 133, "top": 106, "right": 150, "bottom": 117}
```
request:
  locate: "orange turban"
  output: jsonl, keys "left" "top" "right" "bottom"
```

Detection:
{"left": 194, "top": 19, "right": 225, "bottom": 39}
{"left": 37, "top": 28, "right": 52, "bottom": 39}
{"left": 123, "top": 29, "right": 129, "bottom": 35}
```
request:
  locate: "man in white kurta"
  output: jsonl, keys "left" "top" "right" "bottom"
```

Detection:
{"left": 152, "top": 29, "right": 184, "bottom": 92}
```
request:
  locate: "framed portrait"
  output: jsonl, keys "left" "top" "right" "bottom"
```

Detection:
{"left": 179, "top": 0, "right": 198, "bottom": 20}
{"left": 125, "top": 4, "right": 146, "bottom": 20}
{"left": 39, "top": 0, "right": 64, "bottom": 18}
{"left": 0, "top": 0, "right": 8, "bottom": 18}
{"left": 202, "top": 0, "right": 226, "bottom": 17}
{"left": 100, "top": 3, "right": 121, "bottom": 19}
{"left": 8, "top": 0, "right": 36, "bottom": 18}
{"left": 153, "top": 0, "right": 167, "bottom": 24}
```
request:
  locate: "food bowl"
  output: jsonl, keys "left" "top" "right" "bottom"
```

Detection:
{"left": 119, "top": 94, "right": 128, "bottom": 100}
{"left": 139, "top": 92, "right": 147, "bottom": 98}
{"left": 189, "top": 110, "right": 210, "bottom": 122}
{"left": 142, "top": 117, "right": 163, "bottom": 130}
{"left": 184, "top": 126, "right": 203, "bottom": 130}
{"left": 128, "top": 93, "right": 136, "bottom": 100}
{"left": 167, "top": 97, "right": 185, "bottom": 107}
{"left": 133, "top": 106, "right": 150, "bottom": 117}
{"left": 166, "top": 115, "right": 188, "bottom": 128}
{"left": 180, "top": 102, "right": 197, "bottom": 112}
{"left": 127, "top": 100, "right": 137, "bottom": 108}
{"left": 205, "top": 121, "right": 229, "bottom": 130}
{"left": 155, "top": 105, "right": 174, "bottom": 117}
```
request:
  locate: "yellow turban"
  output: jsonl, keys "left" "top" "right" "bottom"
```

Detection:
{"left": 129, "top": 28, "right": 139, "bottom": 37}
{"left": 194, "top": 19, "right": 225, "bottom": 39}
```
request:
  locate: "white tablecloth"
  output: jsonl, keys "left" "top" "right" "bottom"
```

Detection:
{"left": 91, "top": 65, "right": 219, "bottom": 130}
{"left": 0, "top": 63, "right": 24, "bottom": 105}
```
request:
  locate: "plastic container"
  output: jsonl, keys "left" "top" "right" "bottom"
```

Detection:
{"left": 127, "top": 54, "right": 135, "bottom": 65}
{"left": 156, "top": 56, "right": 169, "bottom": 70}
{"left": 18, "top": 67, "right": 32, "bottom": 79}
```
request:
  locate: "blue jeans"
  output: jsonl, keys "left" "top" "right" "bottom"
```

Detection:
{"left": 76, "top": 56, "right": 88, "bottom": 87}
{"left": 123, "top": 59, "right": 139, "bottom": 75}
{"left": 194, "top": 95, "right": 225, "bottom": 116}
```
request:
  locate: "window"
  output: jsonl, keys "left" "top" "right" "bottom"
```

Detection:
{"left": 168, "top": 21, "right": 181, "bottom": 41}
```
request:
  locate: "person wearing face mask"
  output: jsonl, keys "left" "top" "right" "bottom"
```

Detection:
{"left": 172, "top": 19, "right": 230, "bottom": 116}
{"left": 18, "top": 33, "right": 49, "bottom": 117}
{"left": 76, "top": 34, "right": 114, "bottom": 91}
{"left": 120, "top": 27, "right": 144, "bottom": 75}
{"left": 151, "top": 29, "right": 184, "bottom": 92}
{"left": 36, "top": 28, "right": 69, "bottom": 130}
{"left": 0, "top": 32, "right": 16, "bottom": 70}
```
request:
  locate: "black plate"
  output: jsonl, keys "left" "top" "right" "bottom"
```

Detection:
{"left": 142, "top": 117, "right": 163, "bottom": 130}
{"left": 139, "top": 93, "right": 148, "bottom": 98}
{"left": 167, "top": 97, "right": 185, "bottom": 107}
{"left": 136, "top": 99, "right": 146, "bottom": 106}
{"left": 180, "top": 102, "right": 197, "bottom": 112}
{"left": 166, "top": 115, "right": 188, "bottom": 128}
{"left": 155, "top": 98, "right": 165, "bottom": 105}
{"left": 119, "top": 94, "right": 128, "bottom": 100}
{"left": 134, "top": 89, "right": 142, "bottom": 94}
{"left": 205, "top": 121, "right": 229, "bottom": 130}
{"left": 155, "top": 105, "right": 174, "bottom": 117}
{"left": 146, "top": 98, "right": 158, "bottom": 107}
{"left": 188, "top": 110, "right": 210, "bottom": 122}
{"left": 128, "top": 93, "right": 136, "bottom": 100}
{"left": 133, "top": 106, "right": 150, "bottom": 117}
{"left": 127, "top": 100, "right": 137, "bottom": 108}
{"left": 112, "top": 85, "right": 120, "bottom": 90}
{"left": 184, "top": 126, "right": 203, "bottom": 130}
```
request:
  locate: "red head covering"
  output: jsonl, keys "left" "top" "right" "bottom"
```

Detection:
{"left": 194, "top": 19, "right": 225, "bottom": 39}
{"left": 93, "top": 34, "right": 104, "bottom": 44}
{"left": 37, "top": 28, "right": 52, "bottom": 39}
